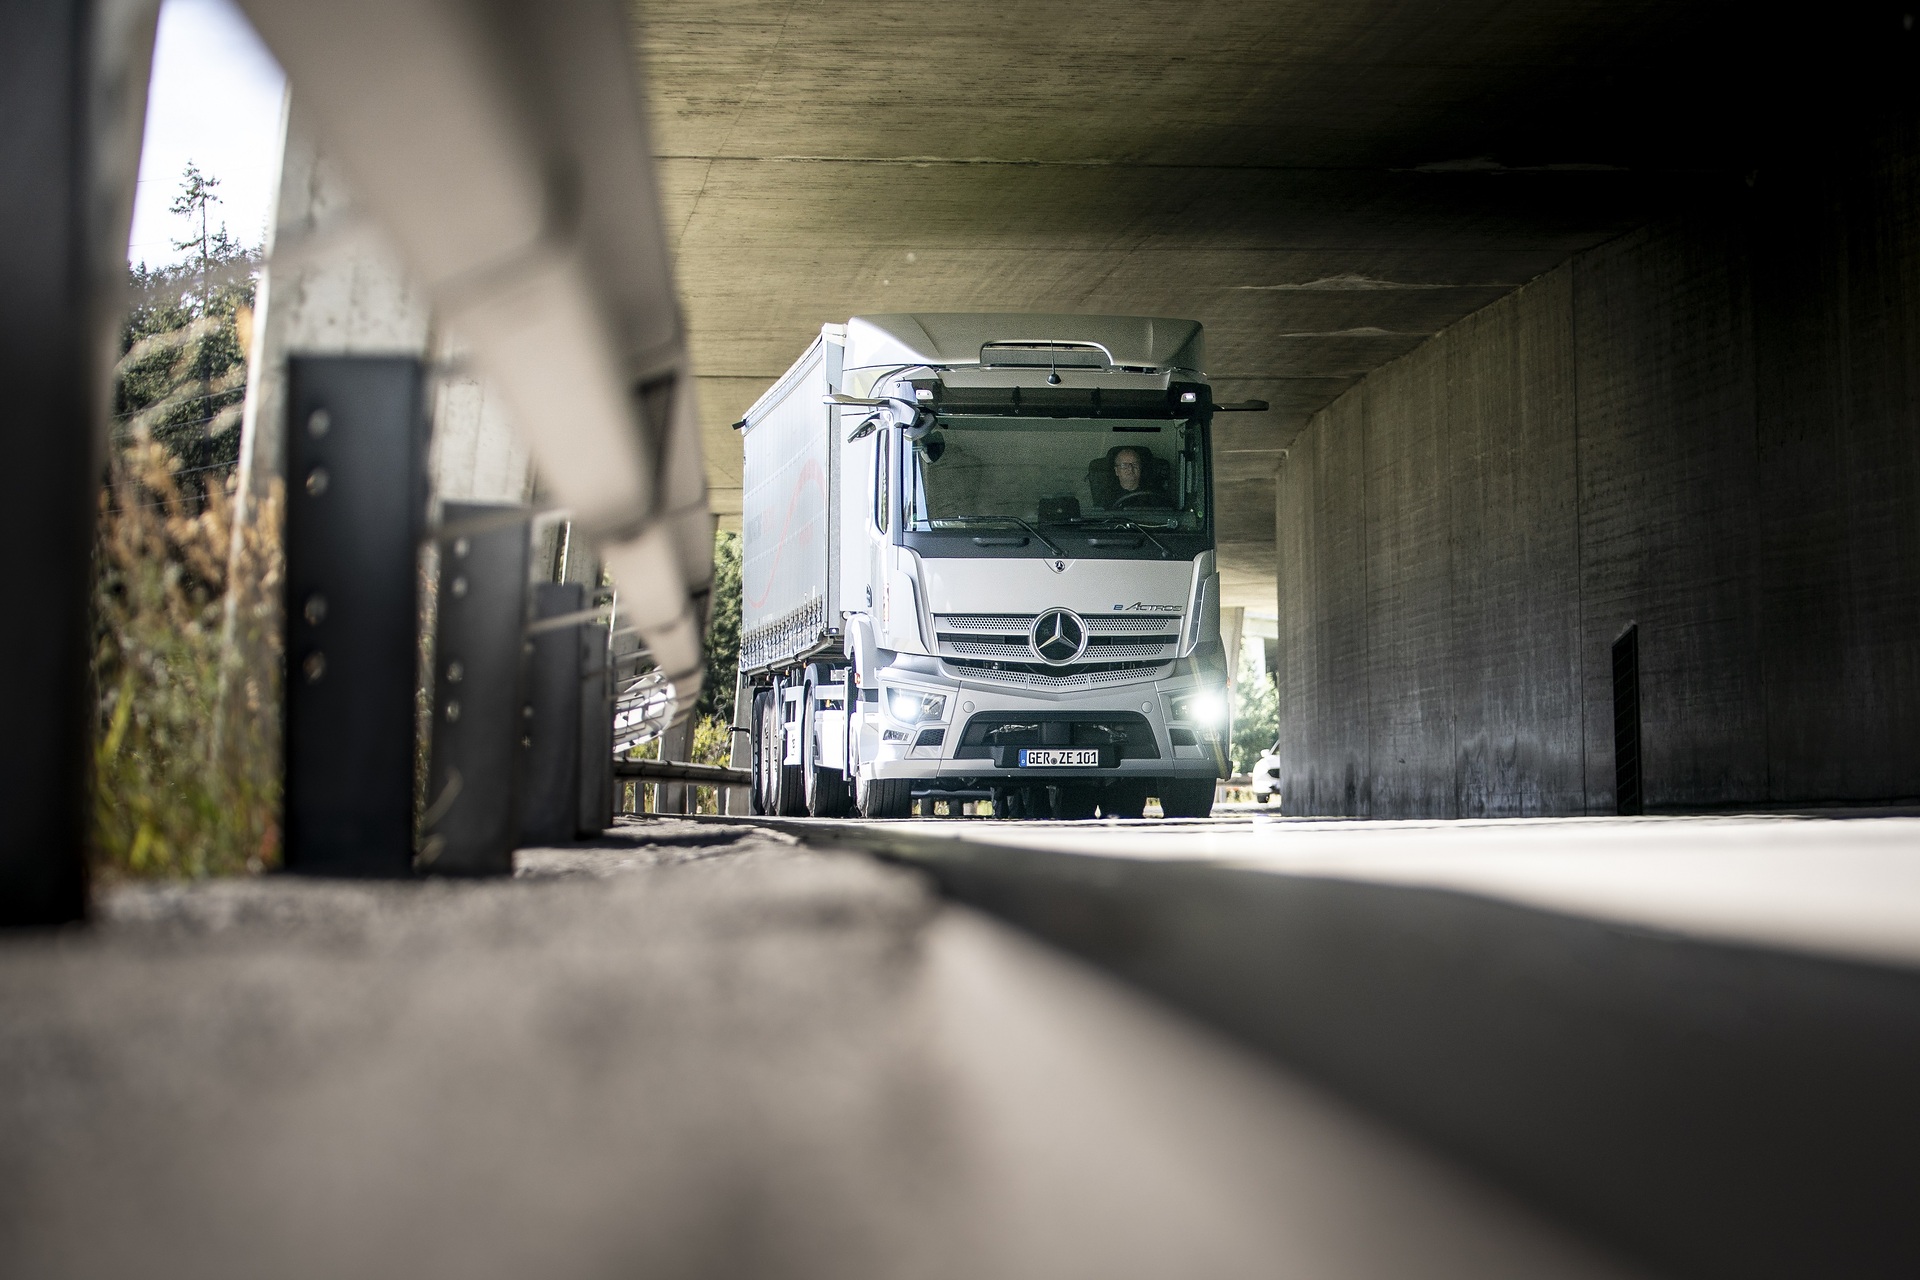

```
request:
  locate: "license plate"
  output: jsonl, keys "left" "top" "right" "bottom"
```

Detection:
{"left": 1019, "top": 748, "right": 1101, "bottom": 768}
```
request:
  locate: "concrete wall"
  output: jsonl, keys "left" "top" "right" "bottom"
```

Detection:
{"left": 1273, "top": 120, "right": 1920, "bottom": 815}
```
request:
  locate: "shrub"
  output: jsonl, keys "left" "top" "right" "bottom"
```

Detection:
{"left": 92, "top": 440, "right": 282, "bottom": 878}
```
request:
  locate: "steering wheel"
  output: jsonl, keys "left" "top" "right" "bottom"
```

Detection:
{"left": 1112, "top": 488, "right": 1162, "bottom": 509}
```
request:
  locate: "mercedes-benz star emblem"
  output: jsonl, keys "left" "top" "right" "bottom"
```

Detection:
{"left": 1029, "top": 609, "right": 1088, "bottom": 666}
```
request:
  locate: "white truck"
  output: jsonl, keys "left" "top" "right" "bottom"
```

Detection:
{"left": 734, "top": 313, "right": 1262, "bottom": 820}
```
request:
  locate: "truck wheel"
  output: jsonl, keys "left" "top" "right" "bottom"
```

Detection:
{"left": 859, "top": 776, "right": 913, "bottom": 819}
{"left": 802, "top": 683, "right": 852, "bottom": 817}
{"left": 749, "top": 690, "right": 772, "bottom": 815}
{"left": 1100, "top": 783, "right": 1147, "bottom": 819}
{"left": 766, "top": 680, "right": 806, "bottom": 817}
{"left": 1049, "top": 784, "right": 1099, "bottom": 820}
{"left": 1158, "top": 778, "right": 1215, "bottom": 819}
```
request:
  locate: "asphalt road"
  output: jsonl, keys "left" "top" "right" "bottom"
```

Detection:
{"left": 0, "top": 818, "right": 1639, "bottom": 1280}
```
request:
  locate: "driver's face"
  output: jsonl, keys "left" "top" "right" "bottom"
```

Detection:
{"left": 1114, "top": 451, "right": 1142, "bottom": 490}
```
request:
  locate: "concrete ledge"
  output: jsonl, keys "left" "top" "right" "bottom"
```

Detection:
{"left": 730, "top": 816, "right": 1920, "bottom": 1280}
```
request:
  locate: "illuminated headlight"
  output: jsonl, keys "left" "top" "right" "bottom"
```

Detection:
{"left": 1170, "top": 689, "right": 1228, "bottom": 730}
{"left": 886, "top": 688, "right": 947, "bottom": 724}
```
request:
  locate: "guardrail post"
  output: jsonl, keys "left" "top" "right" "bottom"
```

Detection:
{"left": 518, "top": 582, "right": 585, "bottom": 844}
{"left": 0, "top": 0, "right": 106, "bottom": 924}
{"left": 283, "top": 355, "right": 427, "bottom": 876}
{"left": 577, "top": 610, "right": 613, "bottom": 836}
{"left": 420, "top": 504, "right": 530, "bottom": 874}
{"left": 657, "top": 717, "right": 693, "bottom": 814}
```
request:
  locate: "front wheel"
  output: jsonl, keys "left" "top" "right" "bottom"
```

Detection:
{"left": 1158, "top": 778, "right": 1215, "bottom": 819}
{"left": 858, "top": 775, "right": 913, "bottom": 819}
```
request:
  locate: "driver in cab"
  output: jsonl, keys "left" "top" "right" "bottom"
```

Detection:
{"left": 1106, "top": 446, "right": 1170, "bottom": 509}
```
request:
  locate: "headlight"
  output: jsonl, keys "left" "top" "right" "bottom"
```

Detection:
{"left": 1170, "top": 689, "right": 1228, "bottom": 730}
{"left": 886, "top": 688, "right": 947, "bottom": 724}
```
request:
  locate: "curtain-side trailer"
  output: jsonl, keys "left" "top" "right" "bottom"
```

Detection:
{"left": 735, "top": 313, "right": 1263, "bottom": 820}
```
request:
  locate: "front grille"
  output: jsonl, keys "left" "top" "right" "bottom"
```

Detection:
{"left": 933, "top": 611, "right": 1181, "bottom": 683}
{"left": 936, "top": 613, "right": 1033, "bottom": 634}
{"left": 955, "top": 712, "right": 1160, "bottom": 760}
{"left": 942, "top": 636, "right": 1175, "bottom": 662}
{"left": 942, "top": 658, "right": 1170, "bottom": 690}
{"left": 935, "top": 612, "right": 1181, "bottom": 636}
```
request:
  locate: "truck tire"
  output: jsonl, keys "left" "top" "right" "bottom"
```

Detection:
{"left": 764, "top": 680, "right": 806, "bottom": 817}
{"left": 802, "top": 683, "right": 853, "bottom": 818}
{"left": 749, "top": 690, "right": 772, "bottom": 815}
{"left": 1158, "top": 778, "right": 1215, "bottom": 819}
{"left": 859, "top": 776, "right": 913, "bottom": 819}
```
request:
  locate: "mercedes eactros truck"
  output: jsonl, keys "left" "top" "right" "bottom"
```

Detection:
{"left": 735, "top": 313, "right": 1262, "bottom": 820}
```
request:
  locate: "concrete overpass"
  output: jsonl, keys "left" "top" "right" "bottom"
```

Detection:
{"left": 647, "top": 1, "right": 1920, "bottom": 812}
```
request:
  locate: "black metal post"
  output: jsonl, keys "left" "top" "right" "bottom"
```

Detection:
{"left": 0, "top": 0, "right": 145, "bottom": 925}
{"left": 518, "top": 582, "right": 585, "bottom": 845}
{"left": 283, "top": 356, "right": 427, "bottom": 876}
{"left": 576, "top": 609, "right": 613, "bottom": 836}
{"left": 420, "top": 504, "right": 530, "bottom": 875}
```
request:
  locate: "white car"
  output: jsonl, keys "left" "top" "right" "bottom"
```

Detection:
{"left": 1250, "top": 746, "right": 1282, "bottom": 806}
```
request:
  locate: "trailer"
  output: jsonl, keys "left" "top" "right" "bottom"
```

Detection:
{"left": 734, "top": 314, "right": 1264, "bottom": 820}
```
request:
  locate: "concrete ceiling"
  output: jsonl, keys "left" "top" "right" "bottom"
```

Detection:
{"left": 635, "top": 0, "right": 1794, "bottom": 607}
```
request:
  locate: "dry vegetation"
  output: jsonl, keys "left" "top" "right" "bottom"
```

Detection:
{"left": 92, "top": 441, "right": 282, "bottom": 879}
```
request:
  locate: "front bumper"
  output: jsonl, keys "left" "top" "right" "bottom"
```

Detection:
{"left": 862, "top": 663, "right": 1222, "bottom": 783}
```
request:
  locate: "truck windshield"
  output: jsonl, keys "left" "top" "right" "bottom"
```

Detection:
{"left": 903, "top": 417, "right": 1208, "bottom": 532}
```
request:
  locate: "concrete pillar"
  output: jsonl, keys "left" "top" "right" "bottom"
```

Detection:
{"left": 428, "top": 342, "right": 533, "bottom": 505}
{"left": 233, "top": 107, "right": 430, "bottom": 522}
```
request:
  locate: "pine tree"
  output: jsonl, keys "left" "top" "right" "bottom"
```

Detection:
{"left": 169, "top": 161, "right": 227, "bottom": 313}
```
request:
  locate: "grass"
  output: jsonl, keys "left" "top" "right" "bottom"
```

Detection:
{"left": 91, "top": 440, "right": 282, "bottom": 879}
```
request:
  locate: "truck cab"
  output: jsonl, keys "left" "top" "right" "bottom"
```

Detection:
{"left": 738, "top": 313, "right": 1250, "bottom": 820}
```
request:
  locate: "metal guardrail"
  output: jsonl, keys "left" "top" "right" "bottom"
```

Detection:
{"left": 615, "top": 760, "right": 750, "bottom": 787}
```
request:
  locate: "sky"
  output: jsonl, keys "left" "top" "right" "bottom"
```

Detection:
{"left": 126, "top": 0, "right": 287, "bottom": 269}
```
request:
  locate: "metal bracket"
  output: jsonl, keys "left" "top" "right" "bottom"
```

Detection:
{"left": 283, "top": 355, "right": 427, "bottom": 877}
{"left": 420, "top": 503, "right": 530, "bottom": 875}
{"left": 518, "top": 582, "right": 586, "bottom": 845}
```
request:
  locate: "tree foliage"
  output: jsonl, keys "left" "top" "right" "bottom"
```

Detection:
{"left": 1231, "top": 651, "right": 1279, "bottom": 776}
{"left": 92, "top": 164, "right": 275, "bottom": 878}
{"left": 695, "top": 530, "right": 742, "bottom": 722}
{"left": 119, "top": 162, "right": 257, "bottom": 478}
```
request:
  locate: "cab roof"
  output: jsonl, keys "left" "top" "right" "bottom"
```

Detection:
{"left": 844, "top": 313, "right": 1204, "bottom": 374}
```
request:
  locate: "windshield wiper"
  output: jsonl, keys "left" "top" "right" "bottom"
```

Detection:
{"left": 1071, "top": 515, "right": 1178, "bottom": 558}
{"left": 929, "top": 514, "right": 1064, "bottom": 557}
{"left": 1075, "top": 516, "right": 1173, "bottom": 558}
